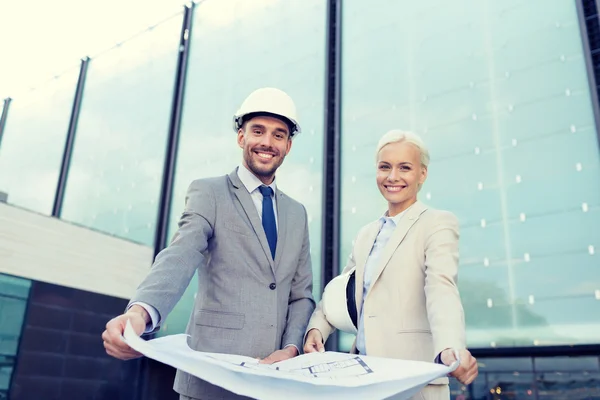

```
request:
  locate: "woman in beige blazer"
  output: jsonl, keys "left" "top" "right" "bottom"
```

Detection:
{"left": 304, "top": 130, "right": 478, "bottom": 400}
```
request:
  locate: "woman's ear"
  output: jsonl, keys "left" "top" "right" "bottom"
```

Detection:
{"left": 419, "top": 165, "right": 428, "bottom": 185}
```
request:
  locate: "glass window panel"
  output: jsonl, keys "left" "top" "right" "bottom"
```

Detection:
{"left": 520, "top": 297, "right": 600, "bottom": 345}
{"left": 502, "top": 134, "right": 600, "bottom": 212}
{"left": 59, "top": 13, "right": 183, "bottom": 246}
{"left": 0, "top": 365, "right": 12, "bottom": 398}
{"left": 506, "top": 168, "right": 600, "bottom": 218}
{"left": 157, "top": 0, "right": 327, "bottom": 336}
{"left": 469, "top": 297, "right": 600, "bottom": 347}
{"left": 508, "top": 209, "right": 600, "bottom": 258}
{"left": 479, "top": 357, "right": 534, "bottom": 372}
{"left": 449, "top": 379, "right": 475, "bottom": 400}
{"left": 0, "top": 68, "right": 79, "bottom": 214}
{"left": 427, "top": 155, "right": 505, "bottom": 226}
{"left": 464, "top": 304, "right": 529, "bottom": 348}
{"left": 341, "top": 0, "right": 600, "bottom": 348}
{"left": 460, "top": 224, "right": 508, "bottom": 263}
{"left": 338, "top": 332, "right": 355, "bottom": 353}
{"left": 537, "top": 371, "right": 600, "bottom": 399}
{"left": 465, "top": 373, "right": 492, "bottom": 400}
{"left": 459, "top": 264, "right": 513, "bottom": 304}
{"left": 498, "top": 96, "right": 594, "bottom": 144}
{"left": 0, "top": 275, "right": 31, "bottom": 299}
{"left": 535, "top": 356, "right": 599, "bottom": 372}
{"left": 0, "top": 273, "right": 31, "bottom": 397}
{"left": 0, "top": 297, "right": 27, "bottom": 355}
{"left": 473, "top": 356, "right": 600, "bottom": 400}
{"left": 512, "top": 252, "right": 600, "bottom": 300}
{"left": 486, "top": 372, "right": 536, "bottom": 399}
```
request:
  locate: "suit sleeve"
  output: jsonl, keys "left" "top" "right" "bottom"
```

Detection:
{"left": 127, "top": 179, "right": 216, "bottom": 330}
{"left": 281, "top": 206, "right": 316, "bottom": 351}
{"left": 304, "top": 240, "right": 357, "bottom": 346}
{"left": 423, "top": 211, "right": 466, "bottom": 356}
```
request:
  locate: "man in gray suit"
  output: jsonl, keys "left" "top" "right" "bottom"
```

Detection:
{"left": 102, "top": 87, "right": 316, "bottom": 400}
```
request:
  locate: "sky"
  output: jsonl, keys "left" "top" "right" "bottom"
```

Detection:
{"left": 0, "top": 0, "right": 188, "bottom": 99}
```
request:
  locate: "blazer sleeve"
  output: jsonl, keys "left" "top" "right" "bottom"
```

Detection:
{"left": 127, "top": 179, "right": 216, "bottom": 329}
{"left": 281, "top": 206, "right": 316, "bottom": 351}
{"left": 423, "top": 211, "right": 466, "bottom": 356}
{"left": 304, "top": 241, "right": 357, "bottom": 346}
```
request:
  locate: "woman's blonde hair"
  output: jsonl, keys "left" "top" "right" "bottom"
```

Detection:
{"left": 375, "top": 129, "right": 430, "bottom": 168}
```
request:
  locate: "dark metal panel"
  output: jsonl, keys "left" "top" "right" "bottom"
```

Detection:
{"left": 321, "top": 0, "right": 343, "bottom": 352}
{"left": 593, "top": 0, "right": 600, "bottom": 21}
{"left": 576, "top": 0, "right": 600, "bottom": 149}
{"left": 472, "top": 343, "right": 600, "bottom": 358}
{"left": 52, "top": 57, "right": 90, "bottom": 217}
{"left": 0, "top": 97, "right": 12, "bottom": 148}
{"left": 139, "top": 8, "right": 196, "bottom": 399}
{"left": 153, "top": 4, "right": 194, "bottom": 257}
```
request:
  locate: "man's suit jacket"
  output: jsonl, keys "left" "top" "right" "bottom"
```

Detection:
{"left": 307, "top": 201, "right": 465, "bottom": 386}
{"left": 130, "top": 168, "right": 315, "bottom": 399}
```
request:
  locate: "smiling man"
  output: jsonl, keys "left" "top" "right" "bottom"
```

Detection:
{"left": 101, "top": 87, "right": 315, "bottom": 400}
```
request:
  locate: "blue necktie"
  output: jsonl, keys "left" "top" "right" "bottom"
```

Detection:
{"left": 258, "top": 185, "right": 277, "bottom": 259}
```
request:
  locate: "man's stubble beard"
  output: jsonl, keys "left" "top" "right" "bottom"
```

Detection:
{"left": 245, "top": 149, "right": 286, "bottom": 179}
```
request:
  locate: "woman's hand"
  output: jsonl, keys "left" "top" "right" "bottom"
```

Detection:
{"left": 441, "top": 348, "right": 478, "bottom": 385}
{"left": 303, "top": 329, "right": 325, "bottom": 353}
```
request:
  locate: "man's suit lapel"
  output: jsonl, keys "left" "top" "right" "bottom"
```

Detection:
{"left": 228, "top": 169, "right": 275, "bottom": 273}
{"left": 273, "top": 190, "right": 288, "bottom": 268}
{"left": 365, "top": 201, "right": 428, "bottom": 299}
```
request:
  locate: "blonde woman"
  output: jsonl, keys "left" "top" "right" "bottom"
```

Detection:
{"left": 304, "top": 130, "right": 478, "bottom": 400}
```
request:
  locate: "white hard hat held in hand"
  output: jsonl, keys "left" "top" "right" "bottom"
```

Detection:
{"left": 233, "top": 87, "right": 301, "bottom": 136}
{"left": 321, "top": 266, "right": 358, "bottom": 335}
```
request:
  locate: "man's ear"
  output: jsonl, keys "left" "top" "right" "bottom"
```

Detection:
{"left": 237, "top": 129, "right": 245, "bottom": 149}
{"left": 285, "top": 136, "right": 293, "bottom": 155}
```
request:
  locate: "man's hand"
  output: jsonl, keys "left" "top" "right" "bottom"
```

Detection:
{"left": 303, "top": 329, "right": 325, "bottom": 353}
{"left": 101, "top": 306, "right": 148, "bottom": 360}
{"left": 441, "top": 348, "right": 478, "bottom": 385}
{"left": 259, "top": 346, "right": 298, "bottom": 364}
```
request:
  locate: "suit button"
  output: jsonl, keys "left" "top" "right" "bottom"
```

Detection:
{"left": 269, "top": 283, "right": 276, "bottom": 290}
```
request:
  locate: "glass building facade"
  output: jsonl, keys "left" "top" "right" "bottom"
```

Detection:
{"left": 160, "top": 0, "right": 327, "bottom": 334}
{"left": 339, "top": 0, "right": 600, "bottom": 351}
{"left": 59, "top": 12, "right": 183, "bottom": 247}
{"left": 0, "top": 0, "right": 599, "bottom": 399}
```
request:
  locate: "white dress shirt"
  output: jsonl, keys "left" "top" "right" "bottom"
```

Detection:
{"left": 131, "top": 164, "right": 278, "bottom": 333}
{"left": 236, "top": 162, "right": 278, "bottom": 231}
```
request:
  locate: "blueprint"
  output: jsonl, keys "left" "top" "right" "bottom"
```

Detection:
{"left": 207, "top": 350, "right": 373, "bottom": 378}
{"left": 122, "top": 320, "right": 458, "bottom": 399}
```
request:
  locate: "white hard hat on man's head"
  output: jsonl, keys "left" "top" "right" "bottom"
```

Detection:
{"left": 233, "top": 87, "right": 301, "bottom": 137}
{"left": 321, "top": 267, "right": 358, "bottom": 335}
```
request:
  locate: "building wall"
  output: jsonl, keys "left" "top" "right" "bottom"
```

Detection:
{"left": 0, "top": 203, "right": 153, "bottom": 299}
{"left": 0, "top": 0, "right": 599, "bottom": 399}
{"left": 0, "top": 182, "right": 155, "bottom": 399}
{"left": 9, "top": 281, "right": 144, "bottom": 400}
